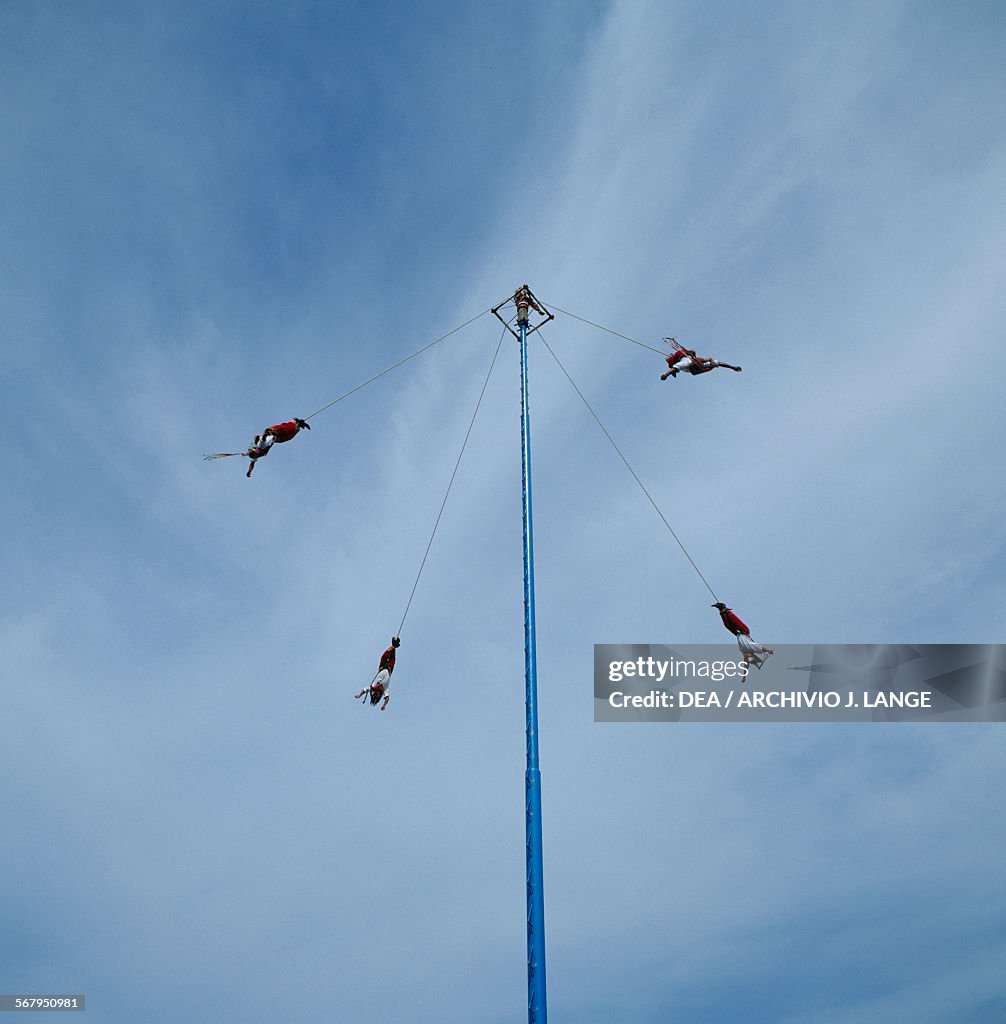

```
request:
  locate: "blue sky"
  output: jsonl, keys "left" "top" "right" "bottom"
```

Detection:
{"left": 2, "top": 2, "right": 1005, "bottom": 1021}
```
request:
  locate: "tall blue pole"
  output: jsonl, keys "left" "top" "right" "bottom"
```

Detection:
{"left": 519, "top": 316, "right": 548, "bottom": 1023}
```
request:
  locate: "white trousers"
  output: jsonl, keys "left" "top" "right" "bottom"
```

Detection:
{"left": 676, "top": 356, "right": 720, "bottom": 373}
{"left": 737, "top": 634, "right": 769, "bottom": 657}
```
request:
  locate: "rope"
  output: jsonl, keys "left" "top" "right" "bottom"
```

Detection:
{"left": 537, "top": 330, "right": 720, "bottom": 602}
{"left": 397, "top": 325, "right": 507, "bottom": 636}
{"left": 540, "top": 300, "right": 666, "bottom": 355}
{"left": 303, "top": 308, "right": 491, "bottom": 421}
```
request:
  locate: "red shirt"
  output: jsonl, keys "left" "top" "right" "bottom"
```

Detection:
{"left": 514, "top": 288, "right": 543, "bottom": 314}
{"left": 719, "top": 608, "right": 750, "bottom": 636}
{"left": 379, "top": 646, "right": 396, "bottom": 674}
{"left": 267, "top": 420, "right": 301, "bottom": 444}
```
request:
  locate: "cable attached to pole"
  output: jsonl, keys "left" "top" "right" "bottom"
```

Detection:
{"left": 303, "top": 308, "right": 492, "bottom": 422}
{"left": 396, "top": 325, "right": 507, "bottom": 637}
{"left": 540, "top": 300, "right": 666, "bottom": 355}
{"left": 537, "top": 330, "right": 720, "bottom": 603}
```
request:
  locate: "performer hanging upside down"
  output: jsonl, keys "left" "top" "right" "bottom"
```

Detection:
{"left": 204, "top": 417, "right": 311, "bottom": 478}
{"left": 355, "top": 636, "right": 400, "bottom": 711}
{"left": 244, "top": 418, "right": 311, "bottom": 478}
{"left": 660, "top": 339, "right": 742, "bottom": 380}
{"left": 712, "top": 602, "right": 773, "bottom": 670}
